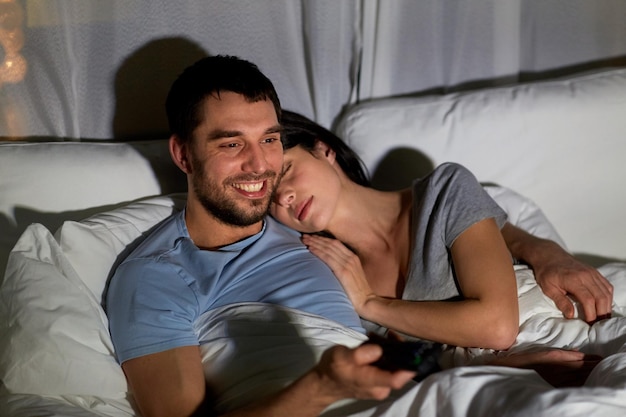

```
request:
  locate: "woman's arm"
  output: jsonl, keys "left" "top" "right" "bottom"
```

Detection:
{"left": 302, "top": 218, "right": 519, "bottom": 350}
{"left": 501, "top": 223, "right": 613, "bottom": 322}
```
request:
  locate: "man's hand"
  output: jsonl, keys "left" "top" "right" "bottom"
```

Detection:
{"left": 532, "top": 249, "right": 613, "bottom": 322}
{"left": 501, "top": 223, "right": 613, "bottom": 322}
{"left": 314, "top": 344, "right": 417, "bottom": 402}
{"left": 236, "top": 343, "right": 417, "bottom": 417}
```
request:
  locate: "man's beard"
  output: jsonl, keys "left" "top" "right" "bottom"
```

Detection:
{"left": 192, "top": 161, "right": 276, "bottom": 227}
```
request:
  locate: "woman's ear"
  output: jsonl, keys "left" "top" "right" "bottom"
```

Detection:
{"left": 314, "top": 140, "right": 336, "bottom": 164}
{"left": 169, "top": 135, "right": 192, "bottom": 174}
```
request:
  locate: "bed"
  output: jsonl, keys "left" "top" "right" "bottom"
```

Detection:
{"left": 1, "top": 68, "right": 626, "bottom": 416}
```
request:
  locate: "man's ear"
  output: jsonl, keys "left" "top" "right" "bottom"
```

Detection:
{"left": 314, "top": 140, "right": 336, "bottom": 164}
{"left": 169, "top": 135, "right": 191, "bottom": 174}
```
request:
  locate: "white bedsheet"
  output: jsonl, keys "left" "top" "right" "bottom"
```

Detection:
{"left": 189, "top": 262, "right": 626, "bottom": 416}
{"left": 454, "top": 263, "right": 626, "bottom": 365}
{"left": 3, "top": 247, "right": 626, "bottom": 416}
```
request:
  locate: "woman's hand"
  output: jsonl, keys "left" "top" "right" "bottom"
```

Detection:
{"left": 301, "top": 234, "right": 375, "bottom": 313}
{"left": 304, "top": 219, "right": 518, "bottom": 350}
{"left": 488, "top": 349, "right": 603, "bottom": 387}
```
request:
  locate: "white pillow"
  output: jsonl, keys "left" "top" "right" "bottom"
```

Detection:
{"left": 483, "top": 184, "right": 567, "bottom": 248}
{"left": 0, "top": 224, "right": 128, "bottom": 397}
{"left": 0, "top": 194, "right": 185, "bottom": 405}
{"left": 56, "top": 194, "right": 186, "bottom": 302}
{"left": 335, "top": 68, "right": 626, "bottom": 259}
{"left": 0, "top": 140, "right": 186, "bottom": 283}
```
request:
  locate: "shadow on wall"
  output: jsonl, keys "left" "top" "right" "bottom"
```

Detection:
{"left": 113, "top": 37, "right": 208, "bottom": 141}
{"left": 370, "top": 147, "right": 622, "bottom": 267}
{"left": 370, "top": 147, "right": 435, "bottom": 191}
{"left": 2, "top": 38, "right": 208, "bottom": 276}
{"left": 111, "top": 36, "right": 206, "bottom": 193}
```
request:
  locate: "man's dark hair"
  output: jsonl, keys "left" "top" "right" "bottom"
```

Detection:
{"left": 166, "top": 55, "right": 281, "bottom": 142}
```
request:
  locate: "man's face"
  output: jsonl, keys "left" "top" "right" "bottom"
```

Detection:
{"left": 187, "top": 92, "right": 283, "bottom": 227}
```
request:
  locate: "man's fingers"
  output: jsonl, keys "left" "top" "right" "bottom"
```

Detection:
{"left": 351, "top": 345, "right": 416, "bottom": 391}
{"left": 544, "top": 289, "right": 576, "bottom": 319}
{"left": 573, "top": 288, "right": 599, "bottom": 323}
{"left": 592, "top": 272, "right": 614, "bottom": 316}
{"left": 568, "top": 274, "right": 613, "bottom": 322}
{"left": 354, "top": 343, "right": 383, "bottom": 365}
{"left": 565, "top": 269, "right": 613, "bottom": 319}
{"left": 585, "top": 272, "right": 613, "bottom": 312}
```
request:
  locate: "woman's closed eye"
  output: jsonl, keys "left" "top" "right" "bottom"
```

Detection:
{"left": 280, "top": 162, "right": 292, "bottom": 178}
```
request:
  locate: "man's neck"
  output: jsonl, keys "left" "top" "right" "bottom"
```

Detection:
{"left": 184, "top": 202, "right": 264, "bottom": 250}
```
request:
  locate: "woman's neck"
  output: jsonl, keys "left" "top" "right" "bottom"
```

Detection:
{"left": 327, "top": 183, "right": 412, "bottom": 258}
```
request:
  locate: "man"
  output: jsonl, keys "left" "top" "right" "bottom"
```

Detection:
{"left": 106, "top": 55, "right": 612, "bottom": 417}
{"left": 106, "top": 55, "right": 416, "bottom": 417}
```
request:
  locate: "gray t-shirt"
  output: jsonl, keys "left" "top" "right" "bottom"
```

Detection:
{"left": 363, "top": 162, "right": 507, "bottom": 335}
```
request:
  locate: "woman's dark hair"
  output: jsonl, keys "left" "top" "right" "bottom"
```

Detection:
{"left": 166, "top": 55, "right": 281, "bottom": 143}
{"left": 280, "top": 110, "right": 370, "bottom": 186}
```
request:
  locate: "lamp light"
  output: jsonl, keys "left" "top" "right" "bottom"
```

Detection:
{"left": 0, "top": 0, "right": 27, "bottom": 86}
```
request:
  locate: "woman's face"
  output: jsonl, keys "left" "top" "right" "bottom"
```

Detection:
{"left": 270, "top": 143, "right": 341, "bottom": 233}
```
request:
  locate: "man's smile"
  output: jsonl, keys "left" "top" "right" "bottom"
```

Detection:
{"left": 233, "top": 181, "right": 265, "bottom": 193}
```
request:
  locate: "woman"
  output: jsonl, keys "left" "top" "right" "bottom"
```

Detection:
{"left": 271, "top": 110, "right": 613, "bottom": 350}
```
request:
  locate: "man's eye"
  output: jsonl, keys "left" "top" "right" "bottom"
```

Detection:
{"left": 263, "top": 137, "right": 279, "bottom": 144}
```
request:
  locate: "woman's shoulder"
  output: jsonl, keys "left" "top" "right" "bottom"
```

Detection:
{"left": 415, "top": 162, "right": 478, "bottom": 189}
{"left": 433, "top": 162, "right": 475, "bottom": 178}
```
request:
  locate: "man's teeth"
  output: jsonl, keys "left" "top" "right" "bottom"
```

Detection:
{"left": 234, "top": 182, "right": 263, "bottom": 192}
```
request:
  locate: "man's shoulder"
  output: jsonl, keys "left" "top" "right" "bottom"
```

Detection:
{"left": 106, "top": 211, "right": 193, "bottom": 313}
{"left": 124, "top": 211, "right": 186, "bottom": 261}
{"left": 264, "top": 216, "right": 301, "bottom": 239}
{"left": 261, "top": 217, "right": 311, "bottom": 252}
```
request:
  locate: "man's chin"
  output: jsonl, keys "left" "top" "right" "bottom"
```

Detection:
{"left": 232, "top": 213, "right": 267, "bottom": 227}
{"left": 214, "top": 201, "right": 270, "bottom": 227}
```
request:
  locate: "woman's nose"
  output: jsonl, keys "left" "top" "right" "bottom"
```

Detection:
{"left": 275, "top": 187, "right": 295, "bottom": 207}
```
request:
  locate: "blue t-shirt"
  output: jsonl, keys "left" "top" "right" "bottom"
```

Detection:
{"left": 106, "top": 212, "right": 364, "bottom": 363}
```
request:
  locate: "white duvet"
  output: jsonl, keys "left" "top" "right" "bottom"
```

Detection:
{"left": 2, "top": 222, "right": 626, "bottom": 416}
{"left": 190, "top": 264, "right": 626, "bottom": 417}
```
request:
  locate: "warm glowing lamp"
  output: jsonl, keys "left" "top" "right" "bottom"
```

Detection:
{"left": 0, "top": 0, "right": 27, "bottom": 86}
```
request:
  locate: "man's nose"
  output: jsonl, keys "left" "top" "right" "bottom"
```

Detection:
{"left": 241, "top": 144, "right": 267, "bottom": 173}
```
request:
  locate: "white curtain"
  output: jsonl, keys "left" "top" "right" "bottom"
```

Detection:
{"left": 358, "top": 0, "right": 626, "bottom": 98}
{"left": 1, "top": 0, "right": 625, "bottom": 140}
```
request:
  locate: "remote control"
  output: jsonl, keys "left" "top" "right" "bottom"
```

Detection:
{"left": 364, "top": 333, "right": 442, "bottom": 381}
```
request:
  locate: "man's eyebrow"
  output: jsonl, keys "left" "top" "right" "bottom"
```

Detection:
{"left": 206, "top": 129, "right": 241, "bottom": 140}
{"left": 206, "top": 125, "right": 282, "bottom": 141}
{"left": 266, "top": 124, "right": 283, "bottom": 135}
